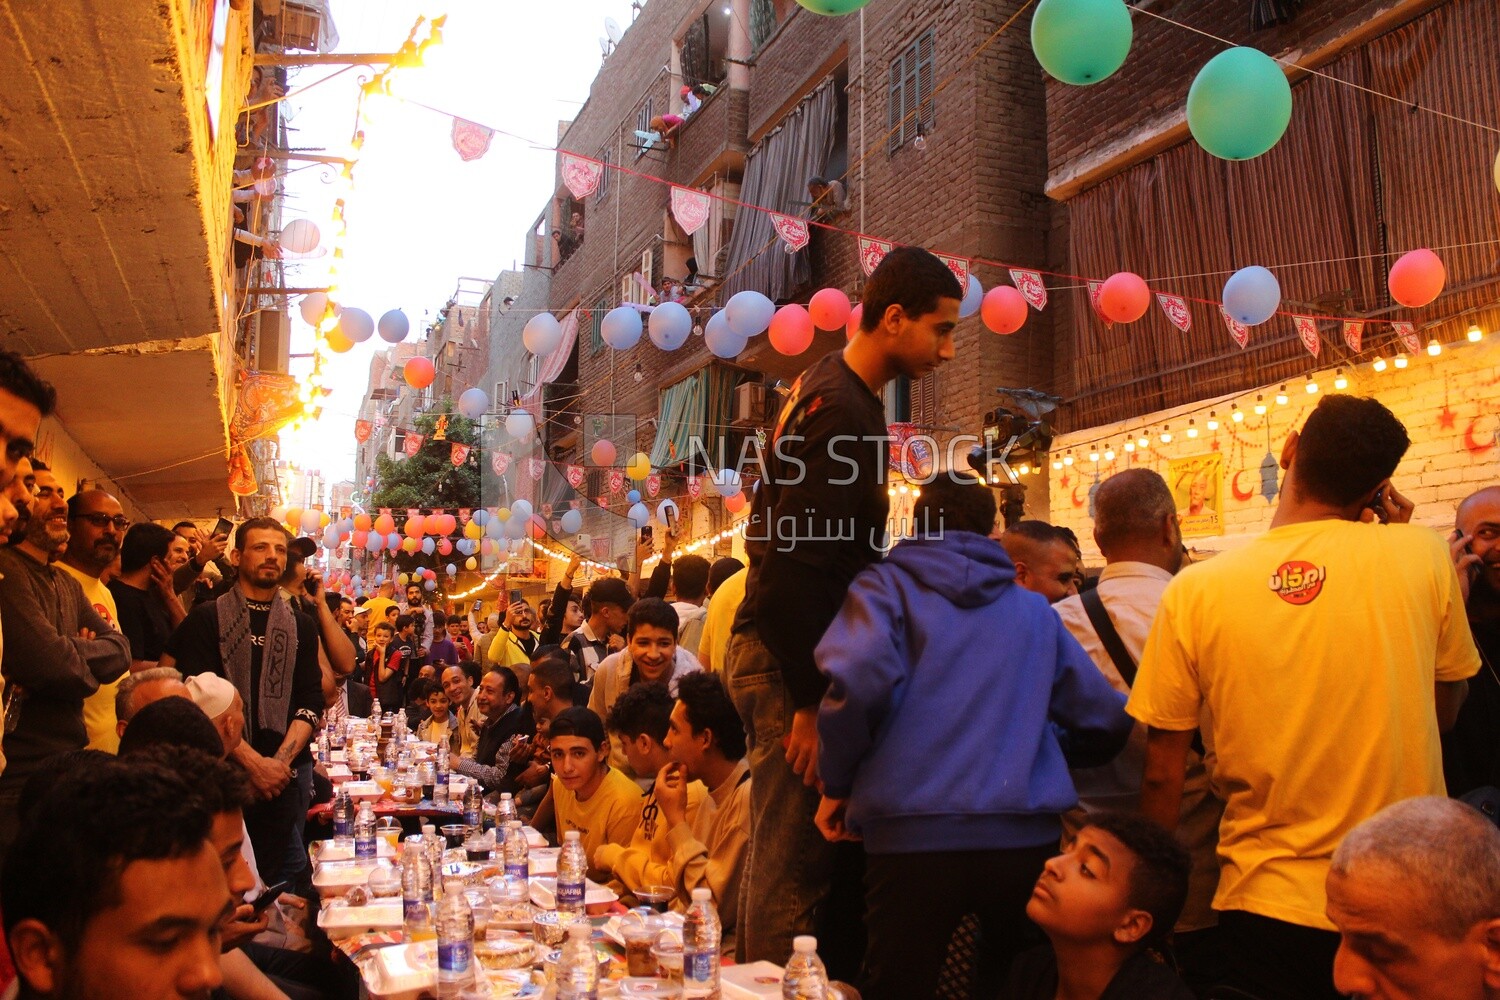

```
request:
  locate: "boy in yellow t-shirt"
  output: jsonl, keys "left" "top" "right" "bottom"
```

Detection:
{"left": 538, "top": 706, "right": 642, "bottom": 860}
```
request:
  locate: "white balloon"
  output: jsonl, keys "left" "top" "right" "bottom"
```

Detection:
{"left": 960, "top": 274, "right": 983, "bottom": 319}
{"left": 601, "top": 306, "right": 643, "bottom": 350}
{"left": 510, "top": 499, "right": 534, "bottom": 521}
{"left": 656, "top": 498, "right": 679, "bottom": 526}
{"left": 504, "top": 408, "right": 534, "bottom": 439}
{"left": 458, "top": 388, "right": 490, "bottom": 419}
{"left": 376, "top": 309, "right": 409, "bottom": 344}
{"left": 628, "top": 502, "right": 650, "bottom": 529}
{"left": 280, "top": 219, "right": 321, "bottom": 254}
{"left": 726, "top": 291, "right": 775, "bottom": 338}
{"left": 523, "top": 312, "right": 563, "bottom": 356}
{"left": 648, "top": 301, "right": 692, "bottom": 350}
{"left": 339, "top": 307, "right": 375, "bottom": 343}
{"left": 712, "top": 468, "right": 742, "bottom": 497}
{"left": 560, "top": 508, "right": 583, "bottom": 534}
{"left": 299, "top": 292, "right": 329, "bottom": 326}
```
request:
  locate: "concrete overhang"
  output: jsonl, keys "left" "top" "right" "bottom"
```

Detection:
{"left": 30, "top": 339, "right": 233, "bottom": 519}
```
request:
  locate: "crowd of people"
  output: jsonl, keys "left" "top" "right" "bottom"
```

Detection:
{"left": 0, "top": 247, "right": 1497, "bottom": 1000}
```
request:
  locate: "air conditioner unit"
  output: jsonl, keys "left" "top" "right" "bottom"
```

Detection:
{"left": 256, "top": 309, "right": 291, "bottom": 374}
{"left": 732, "top": 382, "right": 768, "bottom": 426}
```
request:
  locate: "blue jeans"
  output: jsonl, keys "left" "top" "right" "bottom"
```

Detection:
{"left": 726, "top": 629, "right": 839, "bottom": 967}
{"left": 245, "top": 757, "right": 314, "bottom": 889}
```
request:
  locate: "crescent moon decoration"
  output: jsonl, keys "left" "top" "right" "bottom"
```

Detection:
{"left": 1072, "top": 485, "right": 1086, "bottom": 508}
{"left": 1231, "top": 470, "right": 1254, "bottom": 501}
{"left": 1464, "top": 416, "right": 1496, "bottom": 456}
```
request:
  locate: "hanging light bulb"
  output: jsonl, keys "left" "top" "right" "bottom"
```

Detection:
{"left": 913, "top": 124, "right": 928, "bottom": 153}
{"left": 1186, "top": 419, "right": 1198, "bottom": 439}
{"left": 1394, "top": 352, "right": 1409, "bottom": 369}
{"left": 1334, "top": 368, "right": 1348, "bottom": 390}
{"left": 1254, "top": 394, "right": 1267, "bottom": 416}
{"left": 1206, "top": 411, "right": 1220, "bottom": 431}
{"left": 1426, "top": 337, "right": 1442, "bottom": 357}
{"left": 1104, "top": 445, "right": 1115, "bottom": 461}
{"left": 1137, "top": 434, "right": 1149, "bottom": 449}
{"left": 1123, "top": 440, "right": 1136, "bottom": 453}
{"left": 1051, "top": 459, "right": 1063, "bottom": 471}
{"left": 1159, "top": 425, "right": 1173, "bottom": 444}
{"left": 1305, "top": 374, "right": 1319, "bottom": 394}
{"left": 1063, "top": 451, "right": 1074, "bottom": 466}
{"left": 1276, "top": 384, "right": 1289, "bottom": 406}
{"left": 1017, "top": 463, "right": 1030, "bottom": 476}
{"left": 1372, "top": 354, "right": 1388, "bottom": 373}
{"left": 1467, "top": 324, "right": 1484, "bottom": 343}
{"left": 1089, "top": 448, "right": 1100, "bottom": 462}
{"left": 1231, "top": 401, "right": 1244, "bottom": 423}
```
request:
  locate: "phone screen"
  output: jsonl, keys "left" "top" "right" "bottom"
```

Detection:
{"left": 213, "top": 516, "right": 233, "bottom": 538}
{"left": 508, "top": 588, "right": 523, "bottom": 605}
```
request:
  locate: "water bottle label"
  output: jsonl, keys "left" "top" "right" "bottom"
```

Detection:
{"left": 403, "top": 897, "right": 427, "bottom": 923}
{"left": 686, "top": 950, "right": 714, "bottom": 982}
{"left": 333, "top": 818, "right": 352, "bottom": 837}
{"left": 556, "top": 879, "right": 585, "bottom": 908}
{"left": 355, "top": 835, "right": 376, "bottom": 859}
{"left": 465, "top": 808, "right": 481, "bottom": 828}
{"left": 506, "top": 861, "right": 529, "bottom": 881}
{"left": 437, "top": 939, "right": 471, "bottom": 974}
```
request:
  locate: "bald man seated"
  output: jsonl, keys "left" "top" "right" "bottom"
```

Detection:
{"left": 113, "top": 666, "right": 188, "bottom": 740}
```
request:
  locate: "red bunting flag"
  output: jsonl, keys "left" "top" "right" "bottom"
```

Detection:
{"left": 1342, "top": 320, "right": 1364, "bottom": 354}
{"left": 491, "top": 452, "right": 511, "bottom": 476}
{"left": 770, "top": 213, "right": 810, "bottom": 253}
{"left": 354, "top": 419, "right": 373, "bottom": 443}
{"left": 403, "top": 433, "right": 424, "bottom": 458}
{"left": 934, "top": 253, "right": 970, "bottom": 289}
{"left": 646, "top": 473, "right": 661, "bottom": 497}
{"left": 560, "top": 152, "right": 602, "bottom": 200}
{"left": 450, "top": 443, "right": 471, "bottom": 468}
{"left": 858, "top": 235, "right": 893, "bottom": 277}
{"left": 1156, "top": 294, "right": 1191, "bottom": 332}
{"left": 459, "top": 508, "right": 471, "bottom": 522}
{"left": 565, "top": 465, "right": 585, "bottom": 488}
{"left": 1219, "top": 307, "right": 1250, "bottom": 349}
{"left": 597, "top": 495, "right": 609, "bottom": 510}
{"left": 450, "top": 117, "right": 495, "bottom": 162}
{"left": 1009, "top": 269, "right": 1047, "bottom": 310}
{"left": 687, "top": 475, "right": 702, "bottom": 500}
{"left": 1086, "top": 281, "right": 1114, "bottom": 330}
{"left": 670, "top": 185, "right": 711, "bottom": 235}
{"left": 1392, "top": 321, "right": 1420, "bottom": 355}
{"left": 527, "top": 458, "right": 545, "bottom": 482}
{"left": 609, "top": 470, "right": 625, "bottom": 494}
{"left": 1293, "top": 316, "right": 1321, "bottom": 358}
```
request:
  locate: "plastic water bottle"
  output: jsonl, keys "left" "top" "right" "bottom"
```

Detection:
{"left": 401, "top": 840, "right": 435, "bottom": 941}
{"left": 371, "top": 696, "right": 382, "bottom": 722}
{"left": 496, "top": 791, "right": 518, "bottom": 827}
{"left": 503, "top": 820, "right": 529, "bottom": 882}
{"left": 463, "top": 780, "right": 483, "bottom": 833}
{"left": 354, "top": 801, "right": 377, "bottom": 860}
{"left": 317, "top": 728, "right": 329, "bottom": 764}
{"left": 557, "top": 921, "right": 598, "bottom": 999}
{"left": 782, "top": 935, "right": 829, "bottom": 999}
{"left": 557, "top": 830, "right": 587, "bottom": 919}
{"left": 422, "top": 825, "right": 445, "bottom": 900}
{"left": 435, "top": 734, "right": 451, "bottom": 785}
{"left": 435, "top": 878, "right": 474, "bottom": 997}
{"left": 682, "top": 887, "right": 721, "bottom": 998}
{"left": 332, "top": 786, "right": 353, "bottom": 838}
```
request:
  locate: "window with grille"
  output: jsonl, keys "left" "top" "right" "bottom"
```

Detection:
{"left": 596, "top": 145, "right": 611, "bottom": 201}
{"left": 636, "top": 98, "right": 655, "bottom": 160}
{"left": 589, "top": 296, "right": 608, "bottom": 355}
{"left": 912, "top": 372, "right": 938, "bottom": 426}
{"left": 887, "top": 29, "right": 935, "bottom": 154}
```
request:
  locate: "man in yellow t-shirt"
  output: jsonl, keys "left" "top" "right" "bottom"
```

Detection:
{"left": 1128, "top": 395, "right": 1478, "bottom": 1000}
{"left": 537, "top": 706, "right": 642, "bottom": 861}
{"left": 58, "top": 489, "right": 129, "bottom": 754}
{"left": 697, "top": 564, "right": 745, "bottom": 674}
{"left": 363, "top": 581, "right": 398, "bottom": 640}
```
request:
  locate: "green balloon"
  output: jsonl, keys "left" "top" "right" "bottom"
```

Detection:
{"left": 1187, "top": 47, "right": 1293, "bottom": 160}
{"left": 1030, "top": 0, "right": 1132, "bottom": 86}
{"left": 793, "top": 0, "right": 872, "bottom": 13}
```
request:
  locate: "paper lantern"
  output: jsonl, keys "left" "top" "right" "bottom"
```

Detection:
{"left": 724, "top": 492, "right": 747, "bottom": 513}
{"left": 626, "top": 453, "right": 651, "bottom": 481}
{"left": 1222, "top": 266, "right": 1282, "bottom": 326}
{"left": 465, "top": 557, "right": 478, "bottom": 571}
{"left": 1030, "top": 0, "right": 1133, "bottom": 86}
{"left": 1388, "top": 249, "right": 1446, "bottom": 308}
{"left": 726, "top": 290, "right": 775, "bottom": 338}
{"left": 1098, "top": 272, "right": 1151, "bottom": 323}
{"left": 648, "top": 301, "right": 692, "bottom": 351}
{"left": 511, "top": 499, "right": 534, "bottom": 521}
{"left": 325, "top": 327, "right": 354, "bottom": 353}
{"left": 374, "top": 513, "right": 395, "bottom": 535}
{"left": 1186, "top": 47, "right": 1293, "bottom": 161}
{"left": 560, "top": 508, "right": 583, "bottom": 534}
{"left": 846, "top": 303, "right": 864, "bottom": 341}
{"left": 458, "top": 388, "right": 489, "bottom": 419}
{"left": 523, "top": 312, "right": 563, "bottom": 356}
{"left": 769, "top": 303, "right": 815, "bottom": 356}
{"left": 505, "top": 409, "right": 535, "bottom": 439}
{"left": 627, "top": 502, "right": 651, "bottom": 528}
{"left": 712, "top": 468, "right": 742, "bottom": 497}
{"left": 657, "top": 499, "right": 679, "bottom": 525}
{"left": 591, "top": 439, "right": 617, "bottom": 466}
{"left": 601, "top": 306, "right": 643, "bottom": 350}
{"left": 376, "top": 309, "right": 409, "bottom": 344}
{"left": 299, "top": 293, "right": 335, "bottom": 326}
{"left": 959, "top": 275, "right": 984, "bottom": 319}
{"left": 338, "top": 308, "right": 375, "bottom": 344}
{"left": 279, "top": 219, "right": 321, "bottom": 254}
{"left": 704, "top": 311, "right": 747, "bottom": 359}
{"left": 403, "top": 357, "right": 436, "bottom": 389}
{"left": 405, "top": 515, "right": 426, "bottom": 537}
{"left": 809, "top": 288, "right": 853, "bottom": 330}
{"left": 981, "top": 286, "right": 1029, "bottom": 335}
{"left": 793, "top": 0, "right": 871, "bottom": 12}
{"left": 627, "top": 489, "right": 641, "bottom": 504}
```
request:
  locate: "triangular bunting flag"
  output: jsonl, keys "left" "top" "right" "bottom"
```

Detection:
{"left": 1392, "top": 321, "right": 1420, "bottom": 355}
{"left": 687, "top": 475, "right": 702, "bottom": 500}
{"left": 450, "top": 117, "right": 495, "bottom": 162}
{"left": 560, "top": 152, "right": 603, "bottom": 200}
{"left": 1219, "top": 306, "right": 1250, "bottom": 349}
{"left": 527, "top": 458, "right": 545, "bottom": 482}
{"left": 858, "top": 235, "right": 894, "bottom": 277}
{"left": 934, "top": 253, "right": 970, "bottom": 288}
{"left": 354, "top": 419, "right": 373, "bottom": 443}
{"left": 491, "top": 452, "right": 511, "bottom": 476}
{"left": 1087, "top": 281, "right": 1114, "bottom": 329}
{"left": 609, "top": 470, "right": 625, "bottom": 494}
{"left": 450, "top": 443, "right": 471, "bottom": 467}
{"left": 403, "top": 433, "right": 424, "bottom": 458}
{"left": 1341, "top": 320, "right": 1364, "bottom": 354}
{"left": 770, "top": 213, "right": 810, "bottom": 253}
{"left": 597, "top": 495, "right": 609, "bottom": 510}
{"left": 1293, "top": 316, "right": 1321, "bottom": 357}
{"left": 1009, "top": 269, "right": 1047, "bottom": 310}
{"left": 646, "top": 473, "right": 661, "bottom": 497}
{"left": 1156, "top": 294, "right": 1191, "bottom": 332}
{"left": 670, "top": 185, "right": 711, "bottom": 235}
{"left": 565, "top": 465, "right": 585, "bottom": 488}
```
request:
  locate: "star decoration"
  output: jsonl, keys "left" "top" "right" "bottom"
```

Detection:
{"left": 1438, "top": 406, "right": 1457, "bottom": 431}
{"left": 1211, "top": 438, "right": 1222, "bottom": 451}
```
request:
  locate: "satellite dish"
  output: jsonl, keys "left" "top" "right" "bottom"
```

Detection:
{"left": 604, "top": 17, "right": 624, "bottom": 43}
{"left": 599, "top": 36, "right": 611, "bottom": 55}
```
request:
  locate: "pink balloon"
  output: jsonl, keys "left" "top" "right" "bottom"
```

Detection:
{"left": 529, "top": 514, "right": 547, "bottom": 539}
{"left": 769, "top": 304, "right": 815, "bottom": 356}
{"left": 438, "top": 538, "right": 453, "bottom": 556}
{"left": 846, "top": 303, "right": 864, "bottom": 342}
{"left": 808, "top": 288, "right": 852, "bottom": 331}
{"left": 403, "top": 357, "right": 436, "bottom": 389}
{"left": 442, "top": 514, "right": 457, "bottom": 535}
{"left": 1098, "top": 272, "right": 1151, "bottom": 324}
{"left": 1388, "top": 248, "right": 1445, "bottom": 308}
{"left": 724, "top": 492, "right": 747, "bottom": 513}
{"left": 423, "top": 568, "right": 437, "bottom": 580}
{"left": 351, "top": 530, "right": 368, "bottom": 548}
{"left": 591, "top": 439, "right": 617, "bottom": 466}
{"left": 981, "top": 286, "right": 1029, "bottom": 335}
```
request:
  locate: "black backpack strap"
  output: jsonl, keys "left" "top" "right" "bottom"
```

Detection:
{"left": 1081, "top": 587, "right": 1137, "bottom": 687}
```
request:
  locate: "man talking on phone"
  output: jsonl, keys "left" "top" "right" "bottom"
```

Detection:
{"left": 1444, "top": 485, "right": 1500, "bottom": 797}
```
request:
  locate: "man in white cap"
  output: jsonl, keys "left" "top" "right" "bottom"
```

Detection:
{"left": 187, "top": 672, "right": 246, "bottom": 758}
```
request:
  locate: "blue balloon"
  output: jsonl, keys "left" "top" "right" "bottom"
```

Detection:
{"left": 387, "top": 532, "right": 401, "bottom": 549}
{"left": 458, "top": 387, "right": 490, "bottom": 419}
{"left": 486, "top": 518, "right": 504, "bottom": 538}
{"left": 366, "top": 534, "right": 385, "bottom": 553}
{"left": 375, "top": 574, "right": 386, "bottom": 585}
{"left": 445, "top": 563, "right": 457, "bottom": 576}
{"left": 511, "top": 499, "right": 533, "bottom": 521}
{"left": 960, "top": 275, "right": 983, "bottom": 319}
{"left": 601, "top": 306, "right": 643, "bottom": 350}
{"left": 472, "top": 508, "right": 489, "bottom": 526}
{"left": 648, "top": 301, "right": 692, "bottom": 350}
{"left": 627, "top": 489, "right": 641, "bottom": 503}
{"left": 627, "top": 502, "right": 650, "bottom": 529}
{"left": 421, "top": 537, "right": 435, "bottom": 555}
{"left": 424, "top": 579, "right": 437, "bottom": 591}
{"left": 704, "top": 310, "right": 747, "bottom": 359}
{"left": 1222, "top": 265, "right": 1281, "bottom": 326}
{"left": 726, "top": 291, "right": 775, "bottom": 338}
{"left": 560, "top": 508, "right": 583, "bottom": 534}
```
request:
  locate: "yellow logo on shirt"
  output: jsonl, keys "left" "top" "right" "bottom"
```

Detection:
{"left": 1269, "top": 561, "right": 1326, "bottom": 606}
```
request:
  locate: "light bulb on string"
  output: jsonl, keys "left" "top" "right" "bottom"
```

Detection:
{"left": 1254, "top": 395, "right": 1267, "bottom": 416}
{"left": 1276, "top": 384, "right": 1289, "bottom": 406}
{"left": 1206, "top": 411, "right": 1219, "bottom": 431}
{"left": 1372, "top": 354, "right": 1388, "bottom": 373}
{"left": 1017, "top": 463, "right": 1030, "bottom": 476}
{"left": 1334, "top": 368, "right": 1348, "bottom": 390}
{"left": 1467, "top": 324, "right": 1484, "bottom": 343}
{"left": 1231, "top": 401, "right": 1244, "bottom": 422}
{"left": 1394, "top": 352, "right": 1409, "bottom": 369}
{"left": 1089, "top": 448, "right": 1099, "bottom": 463}
{"left": 1159, "top": 426, "right": 1172, "bottom": 444}
{"left": 1051, "top": 460, "right": 1062, "bottom": 471}
{"left": 1103, "top": 445, "right": 1115, "bottom": 461}
{"left": 1426, "top": 337, "right": 1442, "bottom": 357}
{"left": 1063, "top": 451, "right": 1074, "bottom": 466}
{"left": 1186, "top": 419, "right": 1198, "bottom": 439}
{"left": 1305, "top": 374, "right": 1318, "bottom": 394}
{"left": 1137, "top": 434, "right": 1149, "bottom": 449}
{"left": 1123, "top": 441, "right": 1135, "bottom": 453}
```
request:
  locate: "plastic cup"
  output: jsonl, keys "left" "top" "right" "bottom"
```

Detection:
{"left": 623, "top": 924, "right": 658, "bottom": 977}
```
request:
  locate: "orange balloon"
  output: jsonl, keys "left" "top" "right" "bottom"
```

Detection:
{"left": 1098, "top": 272, "right": 1151, "bottom": 324}
{"left": 405, "top": 514, "right": 426, "bottom": 537}
{"left": 981, "top": 286, "right": 1028, "bottom": 335}
{"left": 403, "top": 357, "right": 436, "bottom": 389}
{"left": 324, "top": 327, "right": 355, "bottom": 354}
{"left": 724, "top": 492, "right": 747, "bottom": 513}
{"left": 354, "top": 513, "right": 372, "bottom": 532}
{"left": 374, "top": 513, "right": 395, "bottom": 535}
{"left": 1388, "top": 248, "right": 1445, "bottom": 308}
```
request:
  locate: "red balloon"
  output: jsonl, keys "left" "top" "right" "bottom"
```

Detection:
{"left": 374, "top": 513, "right": 395, "bottom": 535}
{"left": 981, "top": 286, "right": 1029, "bottom": 335}
{"left": 846, "top": 303, "right": 864, "bottom": 342}
{"left": 591, "top": 439, "right": 617, "bottom": 467}
{"left": 1388, "top": 248, "right": 1445, "bottom": 308}
{"left": 808, "top": 288, "right": 852, "bottom": 331}
{"left": 529, "top": 514, "right": 547, "bottom": 539}
{"left": 437, "top": 538, "right": 453, "bottom": 556}
{"left": 404, "top": 357, "right": 436, "bottom": 389}
{"left": 769, "top": 304, "right": 815, "bottom": 356}
{"left": 405, "top": 514, "right": 426, "bottom": 537}
{"left": 724, "top": 492, "right": 747, "bottom": 513}
{"left": 351, "top": 530, "right": 368, "bottom": 548}
{"left": 1098, "top": 272, "right": 1151, "bottom": 324}
{"left": 440, "top": 514, "right": 457, "bottom": 535}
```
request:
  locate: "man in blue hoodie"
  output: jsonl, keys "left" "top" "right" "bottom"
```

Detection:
{"left": 815, "top": 472, "right": 1133, "bottom": 1000}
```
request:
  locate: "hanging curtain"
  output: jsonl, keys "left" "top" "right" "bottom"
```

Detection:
{"left": 750, "top": 0, "right": 777, "bottom": 53}
{"left": 649, "top": 371, "right": 706, "bottom": 467}
{"left": 681, "top": 15, "right": 710, "bottom": 87}
{"left": 719, "top": 77, "right": 838, "bottom": 302}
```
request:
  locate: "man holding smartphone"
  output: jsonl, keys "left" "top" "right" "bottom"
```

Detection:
{"left": 1444, "top": 485, "right": 1500, "bottom": 797}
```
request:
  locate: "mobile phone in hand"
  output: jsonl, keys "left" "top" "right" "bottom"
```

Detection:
{"left": 250, "top": 881, "right": 289, "bottom": 914}
{"left": 213, "top": 516, "right": 234, "bottom": 538}
{"left": 509, "top": 588, "right": 523, "bottom": 605}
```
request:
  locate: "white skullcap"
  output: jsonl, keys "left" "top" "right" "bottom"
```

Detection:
{"left": 185, "top": 673, "right": 235, "bottom": 719}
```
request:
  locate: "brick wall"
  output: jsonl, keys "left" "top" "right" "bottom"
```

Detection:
{"left": 1045, "top": 337, "right": 1500, "bottom": 564}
